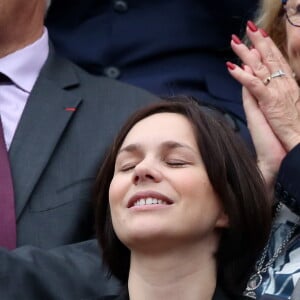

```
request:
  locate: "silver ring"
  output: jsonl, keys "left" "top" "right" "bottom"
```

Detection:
{"left": 263, "top": 69, "right": 286, "bottom": 86}
{"left": 271, "top": 69, "right": 286, "bottom": 78}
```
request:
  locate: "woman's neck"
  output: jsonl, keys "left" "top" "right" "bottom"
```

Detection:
{"left": 128, "top": 243, "right": 217, "bottom": 300}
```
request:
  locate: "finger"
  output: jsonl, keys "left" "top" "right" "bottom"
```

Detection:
{"left": 242, "top": 64, "right": 254, "bottom": 75}
{"left": 250, "top": 48, "right": 262, "bottom": 61}
{"left": 242, "top": 86, "right": 263, "bottom": 131}
{"left": 231, "top": 35, "right": 270, "bottom": 82}
{"left": 245, "top": 21, "right": 293, "bottom": 76}
{"left": 226, "top": 62, "right": 270, "bottom": 101}
{"left": 227, "top": 61, "right": 299, "bottom": 113}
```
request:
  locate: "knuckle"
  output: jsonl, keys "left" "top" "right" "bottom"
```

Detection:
{"left": 264, "top": 50, "right": 276, "bottom": 63}
{"left": 248, "top": 77, "right": 262, "bottom": 90}
{"left": 253, "top": 61, "right": 266, "bottom": 73}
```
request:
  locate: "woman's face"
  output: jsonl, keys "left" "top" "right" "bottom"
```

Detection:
{"left": 285, "top": 0, "right": 300, "bottom": 77}
{"left": 109, "top": 113, "right": 228, "bottom": 252}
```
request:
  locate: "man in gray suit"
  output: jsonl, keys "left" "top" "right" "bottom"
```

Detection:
{"left": 0, "top": 0, "right": 158, "bottom": 299}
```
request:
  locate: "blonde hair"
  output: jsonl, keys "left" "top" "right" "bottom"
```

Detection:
{"left": 254, "top": 0, "right": 287, "bottom": 57}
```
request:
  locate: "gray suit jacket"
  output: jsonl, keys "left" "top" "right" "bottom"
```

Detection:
{"left": 0, "top": 46, "right": 158, "bottom": 299}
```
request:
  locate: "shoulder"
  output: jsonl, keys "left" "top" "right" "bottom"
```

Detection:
{"left": 40, "top": 42, "right": 159, "bottom": 105}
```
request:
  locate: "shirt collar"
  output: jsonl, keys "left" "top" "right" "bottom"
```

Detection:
{"left": 0, "top": 27, "right": 49, "bottom": 92}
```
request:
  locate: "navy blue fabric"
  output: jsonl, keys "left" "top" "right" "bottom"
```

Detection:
{"left": 277, "top": 144, "right": 300, "bottom": 214}
{"left": 46, "top": 0, "right": 258, "bottom": 144}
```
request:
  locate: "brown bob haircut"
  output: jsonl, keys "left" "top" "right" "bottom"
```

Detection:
{"left": 95, "top": 97, "right": 271, "bottom": 296}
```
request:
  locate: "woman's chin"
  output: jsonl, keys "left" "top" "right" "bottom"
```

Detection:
{"left": 120, "top": 226, "right": 180, "bottom": 253}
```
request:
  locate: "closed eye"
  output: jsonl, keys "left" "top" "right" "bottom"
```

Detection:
{"left": 166, "top": 160, "right": 189, "bottom": 167}
{"left": 120, "top": 163, "right": 136, "bottom": 172}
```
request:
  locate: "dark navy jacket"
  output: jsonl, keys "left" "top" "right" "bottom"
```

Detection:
{"left": 46, "top": 0, "right": 258, "bottom": 141}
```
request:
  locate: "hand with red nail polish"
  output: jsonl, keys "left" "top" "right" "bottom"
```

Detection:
{"left": 228, "top": 2, "right": 300, "bottom": 299}
{"left": 228, "top": 6, "right": 300, "bottom": 205}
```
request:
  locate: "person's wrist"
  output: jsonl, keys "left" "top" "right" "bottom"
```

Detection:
{"left": 257, "top": 161, "right": 276, "bottom": 188}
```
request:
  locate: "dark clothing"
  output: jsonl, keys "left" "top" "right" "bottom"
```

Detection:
{"left": 251, "top": 143, "right": 300, "bottom": 298}
{"left": 46, "top": 0, "right": 259, "bottom": 145}
{"left": 0, "top": 45, "right": 159, "bottom": 299}
{"left": 97, "top": 286, "right": 251, "bottom": 300}
{"left": 276, "top": 143, "right": 300, "bottom": 215}
{"left": 245, "top": 143, "right": 300, "bottom": 299}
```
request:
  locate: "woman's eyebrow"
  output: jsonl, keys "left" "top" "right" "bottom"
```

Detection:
{"left": 118, "top": 140, "right": 197, "bottom": 155}
{"left": 161, "top": 141, "right": 195, "bottom": 152}
{"left": 118, "top": 143, "right": 142, "bottom": 155}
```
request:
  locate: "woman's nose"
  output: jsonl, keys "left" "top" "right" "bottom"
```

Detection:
{"left": 132, "top": 160, "right": 162, "bottom": 185}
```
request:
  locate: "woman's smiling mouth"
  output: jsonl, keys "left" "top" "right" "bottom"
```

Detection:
{"left": 127, "top": 191, "right": 174, "bottom": 208}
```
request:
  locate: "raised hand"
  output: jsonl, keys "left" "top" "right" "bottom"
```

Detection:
{"left": 242, "top": 81, "right": 286, "bottom": 193}
{"left": 227, "top": 21, "right": 300, "bottom": 153}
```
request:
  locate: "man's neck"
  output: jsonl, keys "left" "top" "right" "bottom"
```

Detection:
{"left": 0, "top": 26, "right": 44, "bottom": 58}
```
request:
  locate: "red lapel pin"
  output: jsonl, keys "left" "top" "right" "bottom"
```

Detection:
{"left": 64, "top": 107, "right": 77, "bottom": 112}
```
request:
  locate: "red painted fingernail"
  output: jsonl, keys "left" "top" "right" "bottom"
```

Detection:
{"left": 247, "top": 20, "right": 258, "bottom": 32}
{"left": 226, "top": 61, "right": 236, "bottom": 70}
{"left": 260, "top": 28, "right": 268, "bottom": 38}
{"left": 232, "top": 34, "right": 242, "bottom": 45}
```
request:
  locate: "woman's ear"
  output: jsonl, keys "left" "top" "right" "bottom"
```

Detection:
{"left": 216, "top": 211, "right": 229, "bottom": 228}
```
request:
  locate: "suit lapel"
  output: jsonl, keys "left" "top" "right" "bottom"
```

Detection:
{"left": 9, "top": 49, "right": 82, "bottom": 219}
